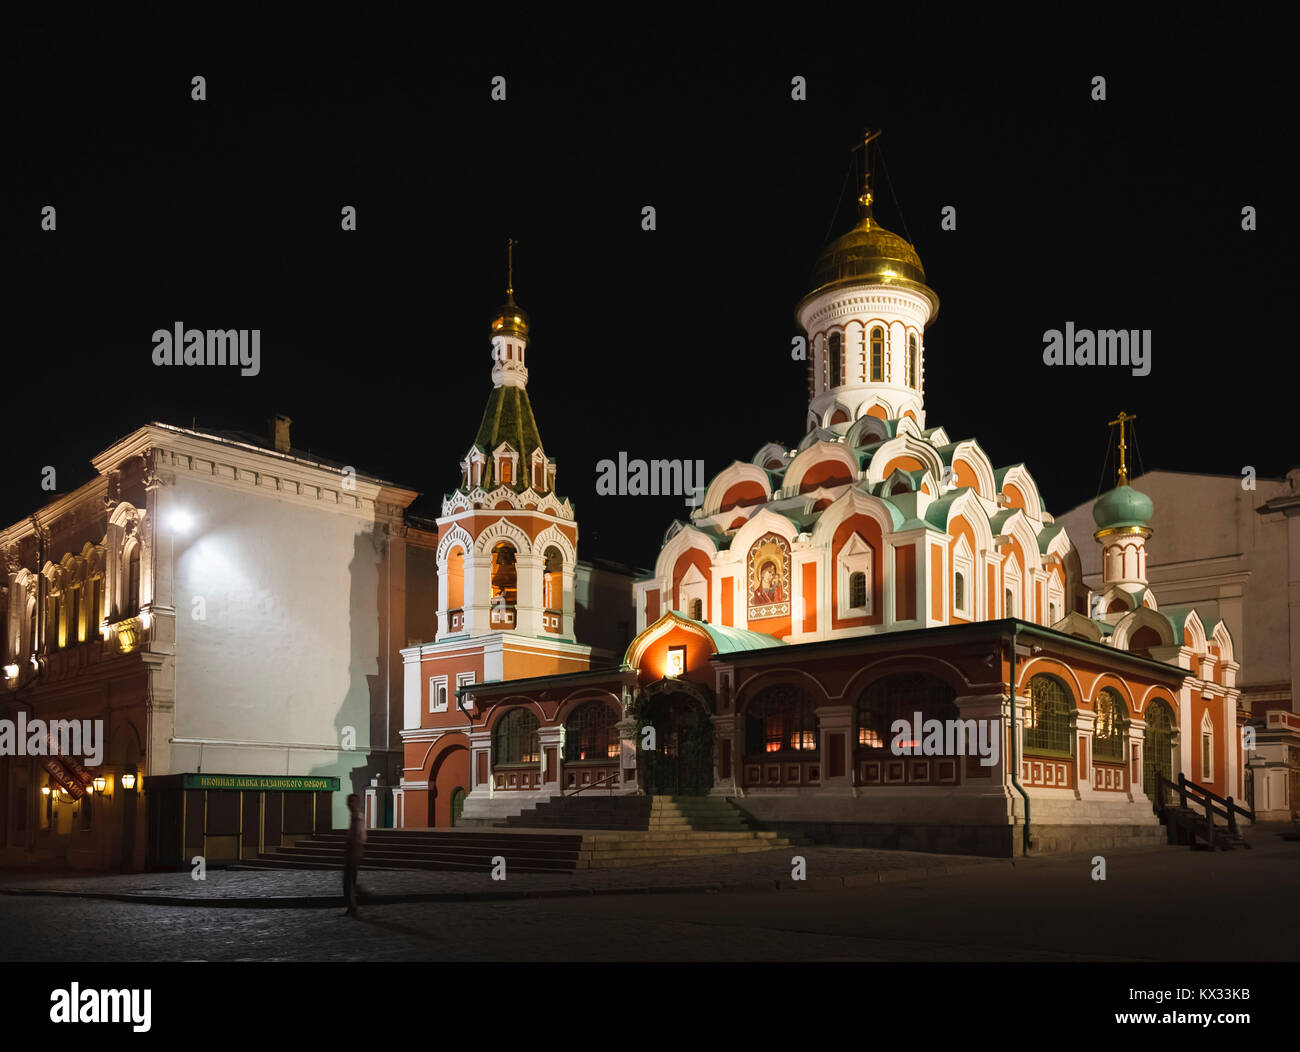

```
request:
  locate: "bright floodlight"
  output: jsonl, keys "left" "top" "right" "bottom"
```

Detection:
{"left": 169, "top": 509, "right": 195, "bottom": 533}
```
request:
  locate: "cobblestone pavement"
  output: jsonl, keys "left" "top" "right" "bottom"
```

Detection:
{"left": 0, "top": 845, "right": 1014, "bottom": 905}
{"left": 0, "top": 840, "right": 1295, "bottom": 962}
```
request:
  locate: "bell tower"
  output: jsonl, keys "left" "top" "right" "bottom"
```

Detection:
{"left": 434, "top": 240, "right": 579, "bottom": 646}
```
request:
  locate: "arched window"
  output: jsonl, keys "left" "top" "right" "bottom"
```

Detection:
{"left": 690, "top": 598, "right": 703, "bottom": 620}
{"left": 564, "top": 702, "right": 618, "bottom": 762}
{"left": 908, "top": 333, "right": 919, "bottom": 388}
{"left": 493, "top": 708, "right": 540, "bottom": 765}
{"left": 1143, "top": 699, "right": 1175, "bottom": 801}
{"left": 490, "top": 542, "right": 517, "bottom": 605}
{"left": 1092, "top": 687, "right": 1128, "bottom": 762}
{"left": 126, "top": 544, "right": 141, "bottom": 617}
{"left": 954, "top": 572, "right": 966, "bottom": 614}
{"left": 1024, "top": 674, "right": 1073, "bottom": 756}
{"left": 1005, "top": 588, "right": 1014, "bottom": 617}
{"left": 542, "top": 546, "right": 563, "bottom": 611}
{"left": 828, "top": 332, "right": 842, "bottom": 387}
{"left": 856, "top": 672, "right": 957, "bottom": 751}
{"left": 446, "top": 546, "right": 465, "bottom": 610}
{"left": 849, "top": 571, "right": 867, "bottom": 609}
{"left": 870, "top": 327, "right": 884, "bottom": 381}
{"left": 745, "top": 685, "right": 819, "bottom": 758}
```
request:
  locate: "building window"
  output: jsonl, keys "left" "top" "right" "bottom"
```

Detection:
{"left": 849, "top": 572, "right": 867, "bottom": 610}
{"left": 565, "top": 702, "right": 618, "bottom": 762}
{"left": 870, "top": 326, "right": 884, "bottom": 381}
{"left": 1092, "top": 687, "right": 1128, "bottom": 762}
{"left": 1005, "top": 587, "right": 1015, "bottom": 617}
{"left": 954, "top": 572, "right": 966, "bottom": 614}
{"left": 745, "top": 684, "right": 819, "bottom": 758}
{"left": 837, "top": 533, "right": 873, "bottom": 618}
{"left": 953, "top": 537, "right": 973, "bottom": 618}
{"left": 1024, "top": 674, "right": 1073, "bottom": 756}
{"left": 908, "top": 333, "right": 918, "bottom": 388}
{"left": 430, "top": 676, "right": 449, "bottom": 713}
{"left": 542, "top": 546, "right": 563, "bottom": 611}
{"left": 828, "top": 332, "right": 842, "bottom": 387}
{"left": 690, "top": 598, "right": 703, "bottom": 620}
{"left": 126, "top": 544, "right": 141, "bottom": 616}
{"left": 1200, "top": 712, "right": 1214, "bottom": 781}
{"left": 493, "top": 708, "right": 540, "bottom": 765}
{"left": 857, "top": 673, "right": 958, "bottom": 751}
{"left": 500, "top": 459, "right": 512, "bottom": 484}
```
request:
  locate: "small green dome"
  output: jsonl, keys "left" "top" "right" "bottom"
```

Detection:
{"left": 1093, "top": 484, "right": 1153, "bottom": 532}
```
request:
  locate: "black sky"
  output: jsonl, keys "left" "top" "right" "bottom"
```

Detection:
{"left": 4, "top": 7, "right": 1296, "bottom": 565}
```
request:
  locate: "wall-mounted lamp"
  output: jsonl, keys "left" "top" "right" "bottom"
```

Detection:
{"left": 3, "top": 664, "right": 17, "bottom": 680}
{"left": 121, "top": 773, "right": 137, "bottom": 790}
{"left": 40, "top": 786, "right": 51, "bottom": 796}
{"left": 92, "top": 776, "right": 107, "bottom": 793}
{"left": 85, "top": 781, "right": 95, "bottom": 794}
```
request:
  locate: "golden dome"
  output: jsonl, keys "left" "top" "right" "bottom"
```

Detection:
{"left": 799, "top": 215, "right": 939, "bottom": 317}
{"left": 490, "top": 291, "right": 530, "bottom": 340}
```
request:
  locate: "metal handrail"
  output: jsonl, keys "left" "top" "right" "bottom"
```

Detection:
{"left": 563, "top": 771, "right": 619, "bottom": 797}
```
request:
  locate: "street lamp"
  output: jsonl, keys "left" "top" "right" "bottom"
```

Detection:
{"left": 121, "top": 772, "right": 137, "bottom": 790}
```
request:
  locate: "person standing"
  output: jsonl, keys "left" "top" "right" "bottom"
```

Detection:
{"left": 343, "top": 793, "right": 366, "bottom": 917}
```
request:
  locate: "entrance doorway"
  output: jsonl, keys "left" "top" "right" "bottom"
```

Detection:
{"left": 641, "top": 692, "right": 713, "bottom": 796}
{"left": 450, "top": 787, "right": 466, "bottom": 826}
{"left": 1143, "top": 699, "right": 1175, "bottom": 803}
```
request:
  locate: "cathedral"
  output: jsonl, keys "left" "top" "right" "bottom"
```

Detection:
{"left": 397, "top": 136, "right": 1246, "bottom": 855}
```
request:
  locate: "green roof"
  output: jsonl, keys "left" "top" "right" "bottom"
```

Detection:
{"left": 684, "top": 617, "right": 786, "bottom": 654}
{"left": 473, "top": 384, "right": 544, "bottom": 490}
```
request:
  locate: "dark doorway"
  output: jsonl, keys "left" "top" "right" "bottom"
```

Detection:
{"left": 641, "top": 692, "right": 713, "bottom": 796}
{"left": 450, "top": 786, "right": 466, "bottom": 826}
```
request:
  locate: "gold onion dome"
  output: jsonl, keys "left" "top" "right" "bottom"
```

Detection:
{"left": 801, "top": 215, "right": 939, "bottom": 317}
{"left": 490, "top": 291, "right": 530, "bottom": 340}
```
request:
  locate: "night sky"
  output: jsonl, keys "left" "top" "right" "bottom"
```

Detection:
{"left": 5, "top": 7, "right": 1296, "bottom": 567}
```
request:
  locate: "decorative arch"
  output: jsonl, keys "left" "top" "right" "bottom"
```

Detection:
{"left": 865, "top": 433, "right": 945, "bottom": 486}
{"left": 533, "top": 524, "right": 577, "bottom": 568}
{"left": 1210, "top": 620, "right": 1234, "bottom": 664}
{"left": 783, "top": 441, "right": 859, "bottom": 495}
{"left": 472, "top": 517, "right": 532, "bottom": 557}
{"left": 998, "top": 465, "right": 1044, "bottom": 521}
{"left": 436, "top": 524, "right": 474, "bottom": 564}
{"left": 947, "top": 440, "right": 997, "bottom": 500}
{"left": 1024, "top": 673, "right": 1075, "bottom": 756}
{"left": 701, "top": 461, "right": 773, "bottom": 517}
{"left": 1112, "top": 607, "right": 1176, "bottom": 653}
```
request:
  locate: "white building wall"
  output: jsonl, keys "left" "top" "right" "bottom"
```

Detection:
{"left": 164, "top": 472, "right": 398, "bottom": 826}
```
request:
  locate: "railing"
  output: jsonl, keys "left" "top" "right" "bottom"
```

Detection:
{"left": 563, "top": 771, "right": 619, "bottom": 797}
{"left": 1155, "top": 771, "right": 1254, "bottom": 844}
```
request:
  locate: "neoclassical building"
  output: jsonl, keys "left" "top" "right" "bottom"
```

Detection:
{"left": 399, "top": 139, "right": 1249, "bottom": 855}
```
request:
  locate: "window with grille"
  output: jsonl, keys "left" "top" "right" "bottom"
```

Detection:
{"left": 565, "top": 702, "right": 618, "bottom": 762}
{"left": 1024, "top": 675, "right": 1073, "bottom": 756}
{"left": 849, "top": 571, "right": 867, "bottom": 609}
{"left": 1092, "top": 687, "right": 1127, "bottom": 762}
{"left": 1142, "top": 700, "right": 1175, "bottom": 800}
{"left": 870, "top": 327, "right": 884, "bottom": 381}
{"left": 493, "top": 708, "right": 540, "bottom": 765}
{"left": 690, "top": 598, "right": 703, "bottom": 620}
{"left": 745, "top": 685, "right": 819, "bottom": 758}
{"left": 828, "top": 332, "right": 842, "bottom": 387}
{"left": 856, "top": 673, "right": 958, "bottom": 752}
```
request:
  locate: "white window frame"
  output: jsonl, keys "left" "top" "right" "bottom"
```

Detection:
{"left": 1200, "top": 710, "right": 1214, "bottom": 781}
{"left": 837, "top": 532, "right": 873, "bottom": 618}
{"left": 430, "top": 674, "right": 449, "bottom": 714}
{"left": 678, "top": 563, "right": 708, "bottom": 621}
{"left": 952, "top": 536, "right": 973, "bottom": 619}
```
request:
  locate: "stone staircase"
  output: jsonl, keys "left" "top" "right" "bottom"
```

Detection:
{"left": 235, "top": 797, "right": 800, "bottom": 872}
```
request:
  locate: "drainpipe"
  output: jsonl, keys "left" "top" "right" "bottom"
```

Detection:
{"left": 1007, "top": 621, "right": 1032, "bottom": 855}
